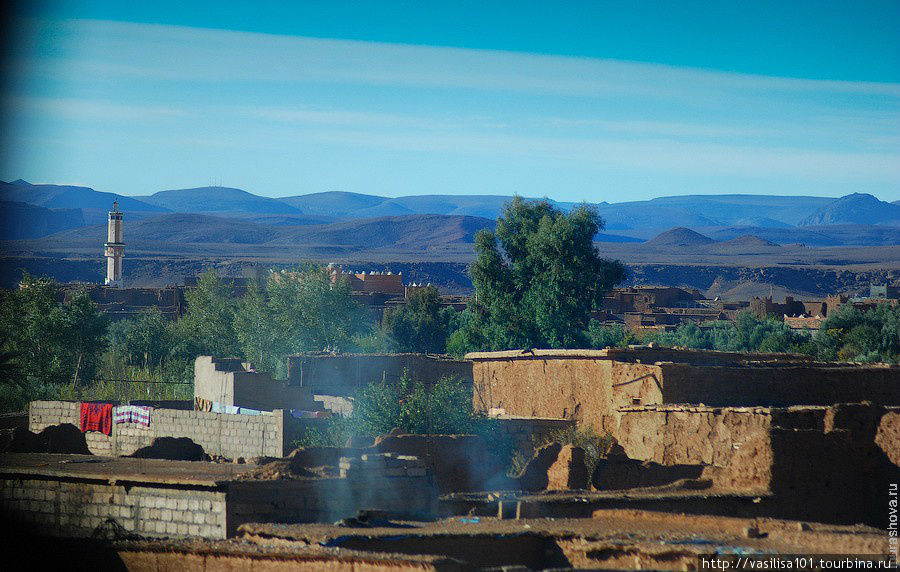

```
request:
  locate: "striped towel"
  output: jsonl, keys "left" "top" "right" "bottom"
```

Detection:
{"left": 113, "top": 405, "right": 152, "bottom": 427}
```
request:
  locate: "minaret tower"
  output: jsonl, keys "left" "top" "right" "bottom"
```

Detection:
{"left": 104, "top": 201, "right": 124, "bottom": 287}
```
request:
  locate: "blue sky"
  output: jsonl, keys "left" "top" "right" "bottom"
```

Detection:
{"left": 2, "top": 1, "right": 899, "bottom": 202}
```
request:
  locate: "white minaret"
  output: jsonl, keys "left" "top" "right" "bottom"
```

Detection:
{"left": 104, "top": 201, "right": 124, "bottom": 287}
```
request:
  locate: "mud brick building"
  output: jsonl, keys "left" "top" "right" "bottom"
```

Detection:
{"left": 467, "top": 347, "right": 900, "bottom": 438}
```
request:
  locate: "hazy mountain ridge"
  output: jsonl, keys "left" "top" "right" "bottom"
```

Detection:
{"left": 0, "top": 201, "right": 85, "bottom": 239}
{"left": 47, "top": 212, "right": 496, "bottom": 249}
{"left": 0, "top": 180, "right": 166, "bottom": 212}
{"left": 2, "top": 179, "right": 898, "bottom": 246}
{"left": 799, "top": 193, "right": 900, "bottom": 226}
{"left": 139, "top": 186, "right": 302, "bottom": 215}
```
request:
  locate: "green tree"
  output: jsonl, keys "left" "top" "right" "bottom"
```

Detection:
{"left": 460, "top": 197, "right": 626, "bottom": 351}
{"left": 107, "top": 308, "right": 172, "bottom": 369}
{"left": 651, "top": 312, "right": 813, "bottom": 355}
{"left": 177, "top": 270, "right": 240, "bottom": 358}
{"left": 60, "top": 287, "right": 109, "bottom": 386}
{"left": 350, "top": 374, "right": 476, "bottom": 436}
{"left": 587, "top": 322, "right": 629, "bottom": 349}
{"left": 815, "top": 303, "right": 900, "bottom": 363}
{"left": 0, "top": 275, "right": 106, "bottom": 389}
{"left": 382, "top": 286, "right": 459, "bottom": 354}
{"left": 233, "top": 265, "right": 364, "bottom": 377}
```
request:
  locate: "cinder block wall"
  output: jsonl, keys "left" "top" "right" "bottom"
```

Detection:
{"left": 0, "top": 478, "right": 227, "bottom": 539}
{"left": 194, "top": 356, "right": 321, "bottom": 411}
{"left": 29, "top": 401, "right": 286, "bottom": 459}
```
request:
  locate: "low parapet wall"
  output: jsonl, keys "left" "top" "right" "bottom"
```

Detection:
{"left": 29, "top": 401, "right": 289, "bottom": 459}
{"left": 287, "top": 353, "right": 473, "bottom": 395}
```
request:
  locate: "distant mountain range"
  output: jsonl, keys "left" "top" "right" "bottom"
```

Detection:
{"left": 1, "top": 179, "right": 898, "bottom": 247}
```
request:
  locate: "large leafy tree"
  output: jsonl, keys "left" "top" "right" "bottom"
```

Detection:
{"left": 234, "top": 265, "right": 364, "bottom": 376}
{"left": 381, "top": 285, "right": 459, "bottom": 354}
{"left": 816, "top": 303, "right": 900, "bottom": 362}
{"left": 107, "top": 307, "right": 172, "bottom": 369}
{"left": 459, "top": 197, "right": 625, "bottom": 350}
{"left": 0, "top": 274, "right": 107, "bottom": 388}
{"left": 177, "top": 270, "right": 241, "bottom": 358}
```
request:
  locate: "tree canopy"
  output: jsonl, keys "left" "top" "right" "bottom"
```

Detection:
{"left": 457, "top": 197, "right": 625, "bottom": 351}
{"left": 380, "top": 285, "right": 459, "bottom": 354}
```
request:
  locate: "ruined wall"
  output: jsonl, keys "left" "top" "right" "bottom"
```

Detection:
{"left": 616, "top": 405, "right": 825, "bottom": 466}
{"left": 29, "top": 401, "right": 287, "bottom": 459}
{"left": 0, "top": 478, "right": 227, "bottom": 538}
{"left": 492, "top": 416, "right": 576, "bottom": 452}
{"left": 287, "top": 353, "right": 473, "bottom": 395}
{"left": 618, "top": 403, "right": 900, "bottom": 526}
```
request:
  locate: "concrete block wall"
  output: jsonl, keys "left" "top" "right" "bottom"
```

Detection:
{"left": 0, "top": 462, "right": 434, "bottom": 540}
{"left": 30, "top": 401, "right": 286, "bottom": 459}
{"left": 29, "top": 400, "right": 116, "bottom": 455}
{"left": 194, "top": 356, "right": 319, "bottom": 412}
{"left": 0, "top": 478, "right": 227, "bottom": 539}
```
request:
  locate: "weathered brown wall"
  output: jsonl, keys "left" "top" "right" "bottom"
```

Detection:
{"left": 660, "top": 363, "right": 900, "bottom": 407}
{"left": 618, "top": 403, "right": 900, "bottom": 526}
{"left": 471, "top": 354, "right": 661, "bottom": 436}
{"left": 287, "top": 353, "right": 473, "bottom": 396}
{"left": 468, "top": 349, "right": 900, "bottom": 438}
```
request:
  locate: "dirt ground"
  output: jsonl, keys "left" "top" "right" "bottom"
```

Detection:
{"left": 109, "top": 510, "right": 888, "bottom": 570}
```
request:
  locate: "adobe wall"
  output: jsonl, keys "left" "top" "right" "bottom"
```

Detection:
{"left": 287, "top": 353, "right": 473, "bottom": 396}
{"left": 616, "top": 405, "right": 826, "bottom": 466}
{"left": 29, "top": 401, "right": 287, "bottom": 459}
{"left": 468, "top": 349, "right": 900, "bottom": 438}
{"left": 658, "top": 363, "right": 900, "bottom": 407}
{"left": 470, "top": 352, "right": 662, "bottom": 436}
{"left": 617, "top": 403, "right": 900, "bottom": 526}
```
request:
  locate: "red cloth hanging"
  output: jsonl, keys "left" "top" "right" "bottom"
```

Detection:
{"left": 80, "top": 402, "right": 113, "bottom": 435}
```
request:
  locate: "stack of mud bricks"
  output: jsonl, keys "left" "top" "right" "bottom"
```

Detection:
{"left": 0, "top": 479, "right": 227, "bottom": 539}
{"left": 339, "top": 453, "right": 428, "bottom": 478}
